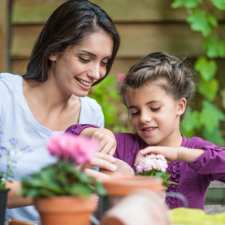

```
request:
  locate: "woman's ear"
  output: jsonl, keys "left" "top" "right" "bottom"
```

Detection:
{"left": 49, "top": 53, "right": 57, "bottom": 62}
{"left": 177, "top": 97, "right": 187, "bottom": 116}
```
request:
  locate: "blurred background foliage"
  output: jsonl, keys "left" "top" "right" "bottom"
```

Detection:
{"left": 92, "top": 0, "right": 225, "bottom": 145}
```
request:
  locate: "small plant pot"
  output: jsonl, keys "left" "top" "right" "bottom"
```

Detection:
{"left": 35, "top": 195, "right": 98, "bottom": 225}
{"left": 99, "top": 175, "right": 164, "bottom": 215}
{"left": 0, "top": 189, "right": 9, "bottom": 225}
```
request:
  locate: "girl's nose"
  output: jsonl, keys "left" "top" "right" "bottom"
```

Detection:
{"left": 140, "top": 110, "right": 152, "bottom": 123}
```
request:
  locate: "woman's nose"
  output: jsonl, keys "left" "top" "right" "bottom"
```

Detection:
{"left": 89, "top": 64, "right": 102, "bottom": 80}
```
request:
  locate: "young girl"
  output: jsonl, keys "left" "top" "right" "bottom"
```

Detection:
{"left": 66, "top": 52, "right": 225, "bottom": 209}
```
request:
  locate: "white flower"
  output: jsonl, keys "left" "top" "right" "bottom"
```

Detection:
{"left": 136, "top": 154, "right": 168, "bottom": 173}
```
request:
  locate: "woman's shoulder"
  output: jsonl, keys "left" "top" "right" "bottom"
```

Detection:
{"left": 79, "top": 96, "right": 104, "bottom": 127}
{"left": 0, "top": 72, "right": 22, "bottom": 89}
{"left": 80, "top": 96, "right": 102, "bottom": 110}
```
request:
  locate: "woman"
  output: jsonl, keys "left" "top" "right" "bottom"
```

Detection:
{"left": 0, "top": 0, "right": 119, "bottom": 222}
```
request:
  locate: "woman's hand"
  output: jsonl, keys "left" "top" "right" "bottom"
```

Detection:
{"left": 85, "top": 153, "right": 134, "bottom": 181}
{"left": 135, "top": 146, "right": 204, "bottom": 165}
{"left": 81, "top": 128, "right": 116, "bottom": 155}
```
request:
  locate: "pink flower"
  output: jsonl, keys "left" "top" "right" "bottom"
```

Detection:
{"left": 47, "top": 133, "right": 98, "bottom": 165}
{"left": 116, "top": 72, "right": 125, "bottom": 85}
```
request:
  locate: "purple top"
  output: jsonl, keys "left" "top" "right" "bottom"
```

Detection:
{"left": 66, "top": 124, "right": 225, "bottom": 209}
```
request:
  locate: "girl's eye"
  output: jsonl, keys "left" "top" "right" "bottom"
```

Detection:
{"left": 129, "top": 110, "right": 139, "bottom": 116}
{"left": 151, "top": 107, "right": 160, "bottom": 112}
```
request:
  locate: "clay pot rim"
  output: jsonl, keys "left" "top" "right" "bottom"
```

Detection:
{"left": 102, "top": 175, "right": 164, "bottom": 196}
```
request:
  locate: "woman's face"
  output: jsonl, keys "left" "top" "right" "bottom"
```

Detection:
{"left": 125, "top": 80, "right": 186, "bottom": 146}
{"left": 48, "top": 29, "right": 113, "bottom": 97}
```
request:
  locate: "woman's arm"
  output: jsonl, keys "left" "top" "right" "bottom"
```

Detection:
{"left": 6, "top": 181, "right": 33, "bottom": 208}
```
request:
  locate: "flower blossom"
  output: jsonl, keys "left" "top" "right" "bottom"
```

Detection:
{"left": 136, "top": 154, "right": 168, "bottom": 173}
{"left": 47, "top": 133, "right": 98, "bottom": 165}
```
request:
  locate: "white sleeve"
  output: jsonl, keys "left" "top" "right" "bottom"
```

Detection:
{"left": 79, "top": 97, "right": 105, "bottom": 128}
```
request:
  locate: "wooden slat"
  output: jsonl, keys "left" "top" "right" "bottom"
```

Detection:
{"left": 12, "top": 0, "right": 186, "bottom": 24}
{"left": 11, "top": 24, "right": 206, "bottom": 58}
{"left": 0, "top": 0, "right": 9, "bottom": 71}
{"left": 11, "top": 57, "right": 138, "bottom": 75}
{"left": 10, "top": 56, "right": 225, "bottom": 83}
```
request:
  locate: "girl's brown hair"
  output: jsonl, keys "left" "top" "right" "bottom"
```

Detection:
{"left": 121, "top": 52, "right": 195, "bottom": 104}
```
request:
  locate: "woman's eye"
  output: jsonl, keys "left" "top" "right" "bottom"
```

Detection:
{"left": 101, "top": 59, "right": 109, "bottom": 66}
{"left": 79, "top": 56, "right": 90, "bottom": 63}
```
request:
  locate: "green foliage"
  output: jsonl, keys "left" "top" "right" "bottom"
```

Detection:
{"left": 172, "top": 0, "right": 202, "bottom": 8}
{"left": 91, "top": 74, "right": 129, "bottom": 131}
{"left": 211, "top": 0, "right": 225, "bottom": 10}
{"left": 138, "top": 170, "right": 170, "bottom": 187}
{"left": 22, "top": 161, "right": 106, "bottom": 198}
{"left": 172, "top": 0, "right": 225, "bottom": 145}
{"left": 0, "top": 173, "right": 6, "bottom": 191}
{"left": 187, "top": 10, "right": 217, "bottom": 37}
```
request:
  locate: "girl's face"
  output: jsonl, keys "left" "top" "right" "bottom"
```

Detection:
{"left": 125, "top": 80, "right": 186, "bottom": 146}
{"left": 48, "top": 29, "right": 113, "bottom": 97}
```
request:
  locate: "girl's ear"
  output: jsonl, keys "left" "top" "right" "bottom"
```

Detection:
{"left": 177, "top": 97, "right": 187, "bottom": 116}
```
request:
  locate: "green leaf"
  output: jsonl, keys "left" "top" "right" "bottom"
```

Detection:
{"left": 200, "top": 101, "right": 225, "bottom": 132}
{"left": 222, "top": 89, "right": 225, "bottom": 109}
{"left": 187, "top": 10, "right": 217, "bottom": 36}
{"left": 69, "top": 183, "right": 92, "bottom": 196}
{"left": 182, "top": 108, "right": 201, "bottom": 136}
{"left": 172, "top": 0, "right": 202, "bottom": 8}
{"left": 203, "top": 128, "right": 225, "bottom": 145}
{"left": 204, "top": 35, "right": 225, "bottom": 57}
{"left": 195, "top": 57, "right": 217, "bottom": 81}
{"left": 211, "top": 0, "right": 225, "bottom": 10}
{"left": 198, "top": 79, "right": 218, "bottom": 101}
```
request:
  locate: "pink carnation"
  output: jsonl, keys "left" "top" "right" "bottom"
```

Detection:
{"left": 47, "top": 133, "right": 98, "bottom": 165}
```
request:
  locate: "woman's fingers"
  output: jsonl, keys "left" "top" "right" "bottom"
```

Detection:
{"left": 84, "top": 168, "right": 110, "bottom": 181}
{"left": 90, "top": 152, "right": 117, "bottom": 171}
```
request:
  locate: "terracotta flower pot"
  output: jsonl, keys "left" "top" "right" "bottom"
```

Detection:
{"left": 103, "top": 175, "right": 164, "bottom": 196}
{"left": 35, "top": 195, "right": 98, "bottom": 225}
{"left": 99, "top": 175, "right": 164, "bottom": 215}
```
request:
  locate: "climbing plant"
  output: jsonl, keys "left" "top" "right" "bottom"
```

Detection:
{"left": 172, "top": 0, "right": 225, "bottom": 144}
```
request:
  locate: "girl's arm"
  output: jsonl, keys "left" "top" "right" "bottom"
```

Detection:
{"left": 66, "top": 124, "right": 116, "bottom": 155}
{"left": 6, "top": 181, "right": 33, "bottom": 208}
{"left": 136, "top": 144, "right": 225, "bottom": 181}
{"left": 137, "top": 146, "right": 204, "bottom": 163}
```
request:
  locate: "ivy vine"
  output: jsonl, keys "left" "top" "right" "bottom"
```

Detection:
{"left": 172, "top": 0, "right": 225, "bottom": 145}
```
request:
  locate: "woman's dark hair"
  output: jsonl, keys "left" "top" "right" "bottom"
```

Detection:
{"left": 23, "top": 0, "right": 120, "bottom": 82}
{"left": 121, "top": 52, "right": 195, "bottom": 104}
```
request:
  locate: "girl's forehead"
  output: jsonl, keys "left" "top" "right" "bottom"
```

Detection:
{"left": 124, "top": 80, "right": 176, "bottom": 105}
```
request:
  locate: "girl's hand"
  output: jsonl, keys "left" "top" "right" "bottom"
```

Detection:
{"left": 81, "top": 128, "right": 116, "bottom": 155}
{"left": 135, "top": 146, "right": 179, "bottom": 166}
{"left": 135, "top": 146, "right": 204, "bottom": 164}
